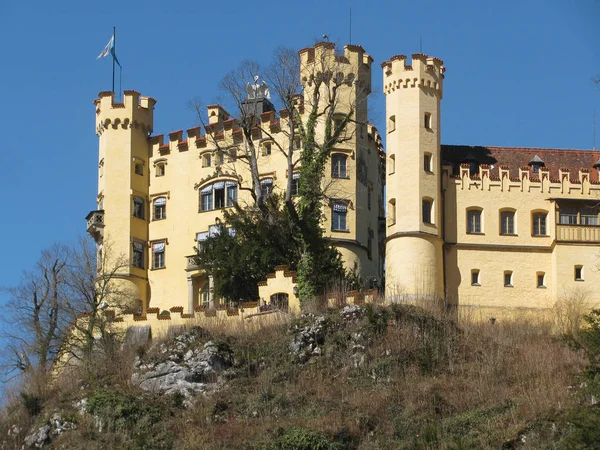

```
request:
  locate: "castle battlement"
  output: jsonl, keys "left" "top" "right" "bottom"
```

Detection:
{"left": 299, "top": 42, "right": 373, "bottom": 94}
{"left": 95, "top": 90, "right": 155, "bottom": 136}
{"left": 381, "top": 54, "right": 445, "bottom": 96}
{"left": 449, "top": 164, "right": 600, "bottom": 194}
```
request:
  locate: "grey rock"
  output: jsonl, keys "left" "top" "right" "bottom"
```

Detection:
{"left": 132, "top": 329, "right": 232, "bottom": 401}
{"left": 23, "top": 426, "right": 50, "bottom": 449}
{"left": 290, "top": 314, "right": 328, "bottom": 362}
{"left": 340, "top": 305, "right": 364, "bottom": 322}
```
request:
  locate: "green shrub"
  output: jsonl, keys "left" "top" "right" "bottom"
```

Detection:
{"left": 270, "top": 427, "right": 347, "bottom": 450}
{"left": 20, "top": 392, "right": 43, "bottom": 417}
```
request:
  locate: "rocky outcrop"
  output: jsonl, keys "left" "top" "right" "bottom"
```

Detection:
{"left": 23, "top": 413, "right": 76, "bottom": 449}
{"left": 289, "top": 314, "right": 328, "bottom": 362}
{"left": 131, "top": 327, "right": 233, "bottom": 402}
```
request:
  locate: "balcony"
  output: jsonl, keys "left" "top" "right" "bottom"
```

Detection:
{"left": 556, "top": 224, "right": 600, "bottom": 243}
{"left": 85, "top": 210, "right": 104, "bottom": 241}
{"left": 186, "top": 255, "right": 200, "bottom": 271}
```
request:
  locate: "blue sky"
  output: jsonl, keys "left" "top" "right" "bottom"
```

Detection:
{"left": 0, "top": 0, "right": 598, "bottom": 305}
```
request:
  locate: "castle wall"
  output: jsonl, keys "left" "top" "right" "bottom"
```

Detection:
{"left": 446, "top": 166, "right": 600, "bottom": 309}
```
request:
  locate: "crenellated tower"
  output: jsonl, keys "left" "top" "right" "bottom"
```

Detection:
{"left": 381, "top": 54, "right": 445, "bottom": 300}
{"left": 88, "top": 90, "right": 156, "bottom": 312}
{"left": 298, "top": 43, "right": 382, "bottom": 280}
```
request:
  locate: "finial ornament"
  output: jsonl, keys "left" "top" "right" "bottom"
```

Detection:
{"left": 246, "top": 75, "right": 271, "bottom": 100}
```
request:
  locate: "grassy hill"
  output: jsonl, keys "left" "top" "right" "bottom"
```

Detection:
{"left": 2, "top": 302, "right": 600, "bottom": 449}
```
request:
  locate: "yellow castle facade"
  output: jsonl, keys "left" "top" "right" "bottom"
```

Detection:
{"left": 88, "top": 42, "right": 600, "bottom": 316}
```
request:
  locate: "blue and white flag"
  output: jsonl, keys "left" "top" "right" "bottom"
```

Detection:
{"left": 97, "top": 35, "right": 114, "bottom": 59}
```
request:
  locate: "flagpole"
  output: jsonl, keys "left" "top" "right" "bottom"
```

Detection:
{"left": 112, "top": 26, "right": 116, "bottom": 95}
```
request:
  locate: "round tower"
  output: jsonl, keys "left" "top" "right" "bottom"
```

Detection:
{"left": 381, "top": 54, "right": 445, "bottom": 301}
{"left": 91, "top": 91, "right": 156, "bottom": 312}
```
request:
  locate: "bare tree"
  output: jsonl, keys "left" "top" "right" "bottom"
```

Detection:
{"left": 192, "top": 42, "right": 371, "bottom": 300}
{"left": 58, "top": 237, "right": 137, "bottom": 365}
{"left": 1, "top": 244, "right": 69, "bottom": 384}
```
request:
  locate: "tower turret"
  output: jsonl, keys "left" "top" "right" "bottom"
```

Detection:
{"left": 90, "top": 90, "right": 156, "bottom": 312}
{"left": 382, "top": 54, "right": 445, "bottom": 301}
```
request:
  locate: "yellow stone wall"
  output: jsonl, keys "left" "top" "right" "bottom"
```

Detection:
{"left": 382, "top": 54, "right": 445, "bottom": 300}
{"left": 444, "top": 166, "right": 600, "bottom": 309}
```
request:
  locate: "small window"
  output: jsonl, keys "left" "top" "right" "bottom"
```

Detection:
{"left": 504, "top": 271, "right": 513, "bottom": 287}
{"left": 156, "top": 163, "right": 165, "bottom": 177}
{"left": 262, "top": 142, "right": 272, "bottom": 156}
{"left": 293, "top": 138, "right": 301, "bottom": 150}
{"left": 367, "top": 228, "right": 374, "bottom": 260}
{"left": 133, "top": 197, "right": 144, "bottom": 219}
{"left": 575, "top": 265, "right": 584, "bottom": 281}
{"left": 333, "top": 115, "right": 343, "bottom": 130}
{"left": 132, "top": 242, "right": 144, "bottom": 269}
{"left": 424, "top": 153, "right": 432, "bottom": 172}
{"left": 467, "top": 209, "right": 482, "bottom": 234}
{"left": 332, "top": 202, "right": 348, "bottom": 231}
{"left": 291, "top": 173, "right": 300, "bottom": 196}
{"left": 152, "top": 242, "right": 165, "bottom": 269}
{"left": 388, "top": 199, "right": 396, "bottom": 226}
{"left": 422, "top": 198, "right": 433, "bottom": 224}
{"left": 202, "top": 153, "right": 212, "bottom": 168}
{"left": 153, "top": 197, "right": 166, "bottom": 220}
{"left": 532, "top": 164, "right": 540, "bottom": 174}
{"left": 260, "top": 179, "right": 273, "bottom": 202}
{"left": 200, "top": 188, "right": 213, "bottom": 212}
{"left": 388, "top": 115, "right": 396, "bottom": 133}
{"left": 532, "top": 212, "right": 547, "bottom": 236}
{"left": 332, "top": 154, "right": 347, "bottom": 178}
{"left": 424, "top": 113, "right": 432, "bottom": 130}
{"left": 388, "top": 154, "right": 395, "bottom": 175}
{"left": 226, "top": 182, "right": 238, "bottom": 206}
{"left": 134, "top": 163, "right": 144, "bottom": 176}
{"left": 471, "top": 270, "right": 480, "bottom": 286}
{"left": 215, "top": 151, "right": 224, "bottom": 166}
{"left": 500, "top": 210, "right": 515, "bottom": 235}
{"left": 537, "top": 272, "right": 545, "bottom": 288}
{"left": 367, "top": 188, "right": 372, "bottom": 211}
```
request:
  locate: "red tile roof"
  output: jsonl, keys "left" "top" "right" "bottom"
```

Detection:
{"left": 442, "top": 145, "right": 600, "bottom": 182}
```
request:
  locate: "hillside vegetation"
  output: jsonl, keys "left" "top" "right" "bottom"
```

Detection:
{"left": 2, "top": 302, "right": 600, "bottom": 449}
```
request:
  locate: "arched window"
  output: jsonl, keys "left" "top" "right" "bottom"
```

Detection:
{"left": 388, "top": 115, "right": 396, "bottom": 133}
{"left": 466, "top": 208, "right": 483, "bottom": 234}
{"left": 388, "top": 199, "right": 396, "bottom": 226}
{"left": 422, "top": 198, "right": 433, "bottom": 224}
{"left": 424, "top": 153, "right": 432, "bottom": 172}
{"left": 152, "top": 241, "right": 166, "bottom": 269}
{"left": 153, "top": 197, "right": 166, "bottom": 220}
{"left": 332, "top": 154, "right": 347, "bottom": 178}
{"left": 270, "top": 293, "right": 289, "bottom": 311}
{"left": 200, "top": 181, "right": 238, "bottom": 212}
{"left": 331, "top": 202, "right": 348, "bottom": 231}
{"left": 388, "top": 154, "right": 395, "bottom": 175}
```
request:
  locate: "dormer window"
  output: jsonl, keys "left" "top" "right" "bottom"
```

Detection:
{"left": 529, "top": 154, "right": 545, "bottom": 174}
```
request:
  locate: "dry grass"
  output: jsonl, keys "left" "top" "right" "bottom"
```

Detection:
{"left": 0, "top": 301, "right": 589, "bottom": 450}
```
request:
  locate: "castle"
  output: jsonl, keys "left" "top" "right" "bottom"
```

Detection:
{"left": 87, "top": 42, "right": 600, "bottom": 317}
